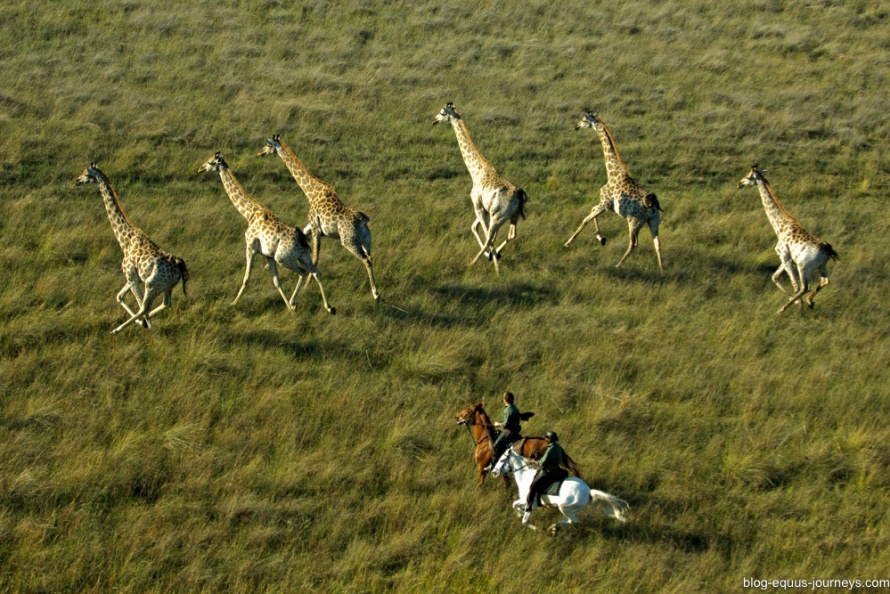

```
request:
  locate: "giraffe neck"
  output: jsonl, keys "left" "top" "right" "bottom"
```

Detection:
{"left": 94, "top": 172, "right": 139, "bottom": 250}
{"left": 217, "top": 164, "right": 266, "bottom": 220}
{"left": 595, "top": 122, "right": 632, "bottom": 182}
{"left": 274, "top": 140, "right": 332, "bottom": 204}
{"left": 450, "top": 117, "right": 495, "bottom": 185}
{"left": 755, "top": 177, "right": 799, "bottom": 238}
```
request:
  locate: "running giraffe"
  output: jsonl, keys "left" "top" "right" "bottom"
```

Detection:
{"left": 198, "top": 152, "right": 335, "bottom": 315}
{"left": 258, "top": 134, "right": 380, "bottom": 303}
{"left": 566, "top": 111, "right": 664, "bottom": 273}
{"left": 433, "top": 102, "right": 528, "bottom": 274}
{"left": 75, "top": 164, "right": 188, "bottom": 334}
{"left": 737, "top": 164, "right": 838, "bottom": 312}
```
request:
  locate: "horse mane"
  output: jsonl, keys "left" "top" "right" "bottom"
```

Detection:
{"left": 474, "top": 404, "right": 497, "bottom": 445}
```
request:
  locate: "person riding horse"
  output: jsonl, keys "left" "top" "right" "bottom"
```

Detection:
{"left": 486, "top": 392, "right": 527, "bottom": 472}
{"left": 525, "top": 431, "right": 569, "bottom": 512}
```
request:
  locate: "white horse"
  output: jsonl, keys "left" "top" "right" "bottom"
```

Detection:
{"left": 491, "top": 448, "right": 629, "bottom": 534}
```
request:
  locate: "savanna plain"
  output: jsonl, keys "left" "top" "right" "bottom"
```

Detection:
{"left": 1, "top": 1, "right": 889, "bottom": 592}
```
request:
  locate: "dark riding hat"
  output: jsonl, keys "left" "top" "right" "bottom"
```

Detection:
{"left": 545, "top": 431, "right": 559, "bottom": 442}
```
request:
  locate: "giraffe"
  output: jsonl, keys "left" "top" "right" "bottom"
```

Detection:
{"left": 197, "top": 152, "right": 336, "bottom": 315}
{"left": 565, "top": 111, "right": 664, "bottom": 273}
{"left": 74, "top": 164, "right": 188, "bottom": 335}
{"left": 257, "top": 135, "right": 380, "bottom": 303}
{"left": 737, "top": 164, "right": 838, "bottom": 312}
{"left": 432, "top": 102, "right": 528, "bottom": 274}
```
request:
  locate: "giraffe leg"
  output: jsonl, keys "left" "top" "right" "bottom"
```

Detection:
{"left": 266, "top": 258, "right": 295, "bottom": 310}
{"left": 780, "top": 265, "right": 811, "bottom": 313}
{"left": 652, "top": 236, "right": 664, "bottom": 274}
{"left": 565, "top": 204, "right": 608, "bottom": 247}
{"left": 471, "top": 211, "right": 490, "bottom": 252}
{"left": 471, "top": 217, "right": 505, "bottom": 272}
{"left": 770, "top": 265, "right": 795, "bottom": 298}
{"left": 116, "top": 280, "right": 150, "bottom": 329}
{"left": 116, "top": 282, "right": 142, "bottom": 319}
{"left": 234, "top": 247, "right": 257, "bottom": 305}
{"left": 806, "top": 269, "right": 830, "bottom": 307}
{"left": 289, "top": 275, "right": 307, "bottom": 303}
{"left": 111, "top": 288, "right": 160, "bottom": 335}
{"left": 343, "top": 232, "right": 380, "bottom": 302}
{"left": 648, "top": 218, "right": 664, "bottom": 274}
{"left": 308, "top": 272, "right": 336, "bottom": 315}
{"left": 616, "top": 221, "right": 643, "bottom": 268}
{"left": 362, "top": 258, "right": 380, "bottom": 302}
{"left": 309, "top": 230, "right": 322, "bottom": 266}
{"left": 145, "top": 291, "right": 173, "bottom": 319}
{"left": 493, "top": 223, "right": 517, "bottom": 257}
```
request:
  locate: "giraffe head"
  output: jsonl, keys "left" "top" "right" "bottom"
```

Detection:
{"left": 198, "top": 152, "right": 227, "bottom": 174}
{"left": 257, "top": 134, "right": 282, "bottom": 157}
{"left": 74, "top": 163, "right": 103, "bottom": 186}
{"left": 575, "top": 110, "right": 601, "bottom": 131}
{"left": 737, "top": 164, "right": 766, "bottom": 189}
{"left": 432, "top": 102, "right": 460, "bottom": 126}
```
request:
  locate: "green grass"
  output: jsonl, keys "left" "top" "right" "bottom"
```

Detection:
{"left": 2, "top": 0, "right": 889, "bottom": 592}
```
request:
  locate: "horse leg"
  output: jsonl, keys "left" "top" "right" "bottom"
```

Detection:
{"left": 521, "top": 511, "right": 538, "bottom": 531}
{"left": 512, "top": 500, "right": 526, "bottom": 518}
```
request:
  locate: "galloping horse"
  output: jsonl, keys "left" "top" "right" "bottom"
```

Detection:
{"left": 491, "top": 448, "right": 629, "bottom": 534}
{"left": 454, "top": 402, "right": 581, "bottom": 485}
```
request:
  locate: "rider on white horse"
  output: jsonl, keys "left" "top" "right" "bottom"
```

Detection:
{"left": 525, "top": 431, "right": 569, "bottom": 512}
{"left": 492, "top": 435, "right": 629, "bottom": 532}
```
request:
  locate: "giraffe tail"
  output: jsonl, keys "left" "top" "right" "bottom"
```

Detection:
{"left": 517, "top": 189, "right": 528, "bottom": 220}
{"left": 821, "top": 242, "right": 839, "bottom": 261}
{"left": 174, "top": 257, "right": 190, "bottom": 297}
{"left": 645, "top": 193, "right": 663, "bottom": 212}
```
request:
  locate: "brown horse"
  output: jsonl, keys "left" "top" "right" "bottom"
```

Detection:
{"left": 454, "top": 402, "right": 582, "bottom": 485}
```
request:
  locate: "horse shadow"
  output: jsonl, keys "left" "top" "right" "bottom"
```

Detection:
{"left": 535, "top": 491, "right": 731, "bottom": 556}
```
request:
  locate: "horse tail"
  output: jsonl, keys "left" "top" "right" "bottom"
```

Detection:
{"left": 590, "top": 489, "right": 630, "bottom": 523}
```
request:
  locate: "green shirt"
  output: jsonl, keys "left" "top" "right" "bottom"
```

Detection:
{"left": 538, "top": 442, "right": 565, "bottom": 470}
{"left": 501, "top": 403, "right": 521, "bottom": 434}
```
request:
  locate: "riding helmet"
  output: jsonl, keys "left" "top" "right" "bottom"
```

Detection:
{"left": 545, "top": 430, "right": 559, "bottom": 442}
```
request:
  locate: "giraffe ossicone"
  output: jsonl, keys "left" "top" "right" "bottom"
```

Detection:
{"left": 198, "top": 152, "right": 336, "bottom": 315}
{"left": 258, "top": 134, "right": 380, "bottom": 303}
{"left": 433, "top": 102, "right": 528, "bottom": 275}
{"left": 737, "top": 164, "right": 838, "bottom": 313}
{"left": 75, "top": 163, "right": 189, "bottom": 334}
{"left": 566, "top": 111, "right": 664, "bottom": 274}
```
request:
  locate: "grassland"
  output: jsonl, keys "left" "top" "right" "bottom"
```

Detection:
{"left": 1, "top": 0, "right": 889, "bottom": 592}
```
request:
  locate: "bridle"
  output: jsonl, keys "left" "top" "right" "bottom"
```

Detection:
{"left": 457, "top": 411, "right": 493, "bottom": 447}
{"left": 493, "top": 449, "right": 535, "bottom": 476}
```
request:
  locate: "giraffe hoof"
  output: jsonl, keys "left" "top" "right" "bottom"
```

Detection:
{"left": 328, "top": 307, "right": 337, "bottom": 315}
{"left": 597, "top": 235, "right": 607, "bottom": 246}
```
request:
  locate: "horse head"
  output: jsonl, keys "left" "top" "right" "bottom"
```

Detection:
{"left": 490, "top": 448, "right": 517, "bottom": 478}
{"left": 455, "top": 402, "right": 484, "bottom": 426}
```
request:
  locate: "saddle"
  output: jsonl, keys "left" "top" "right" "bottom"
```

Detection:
{"left": 542, "top": 479, "right": 564, "bottom": 496}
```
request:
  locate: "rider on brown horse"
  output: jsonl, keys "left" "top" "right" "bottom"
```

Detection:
{"left": 485, "top": 391, "right": 527, "bottom": 473}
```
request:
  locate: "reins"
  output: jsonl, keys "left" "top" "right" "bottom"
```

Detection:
{"left": 459, "top": 410, "right": 495, "bottom": 447}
